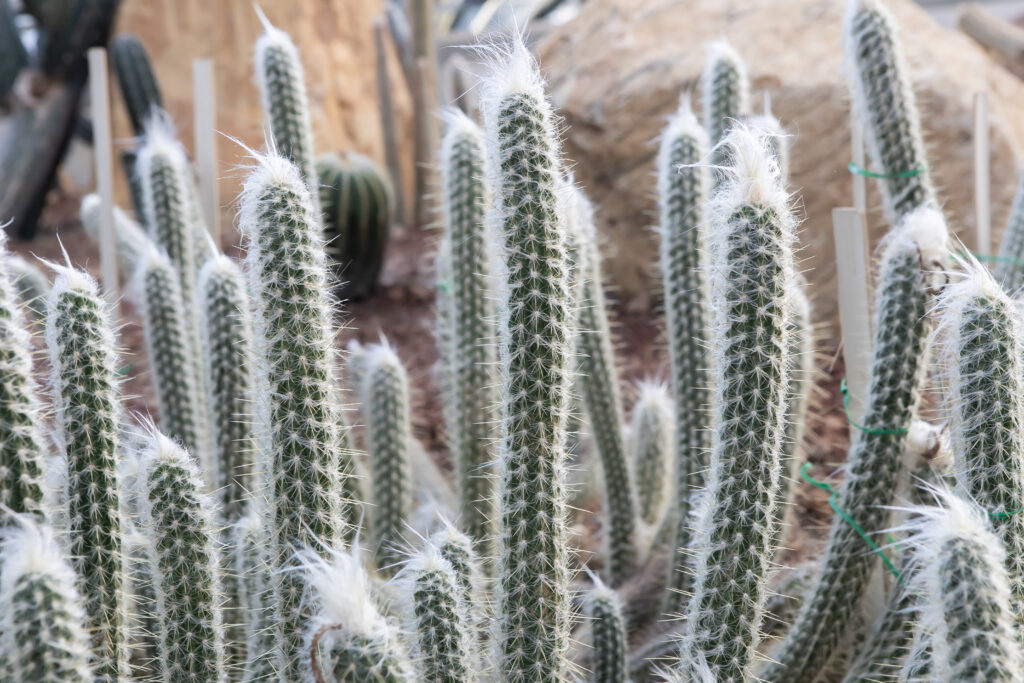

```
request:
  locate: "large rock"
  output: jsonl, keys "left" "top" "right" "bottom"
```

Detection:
{"left": 538, "top": 0, "right": 1024, "bottom": 319}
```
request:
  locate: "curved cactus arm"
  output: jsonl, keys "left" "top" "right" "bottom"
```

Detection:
{"left": 81, "top": 193, "right": 154, "bottom": 276}
{"left": 302, "top": 547, "right": 415, "bottom": 681}
{"left": 585, "top": 579, "right": 628, "bottom": 683}
{"left": 994, "top": 172, "right": 1024, "bottom": 293}
{"left": 844, "top": 0, "right": 935, "bottom": 220}
{"left": 759, "top": 207, "right": 948, "bottom": 683}
{"left": 438, "top": 110, "right": 499, "bottom": 553}
{"left": 45, "top": 266, "right": 128, "bottom": 680}
{"left": 135, "top": 431, "right": 225, "bottom": 682}
{"left": 657, "top": 96, "right": 712, "bottom": 614}
{"left": 254, "top": 12, "right": 318, "bottom": 209}
{"left": 631, "top": 382, "right": 674, "bottom": 527}
{"left": 482, "top": 38, "right": 575, "bottom": 682}
{"left": 0, "top": 519, "right": 94, "bottom": 682}
{"left": 677, "top": 124, "right": 796, "bottom": 683}
{"left": 238, "top": 152, "right": 353, "bottom": 678}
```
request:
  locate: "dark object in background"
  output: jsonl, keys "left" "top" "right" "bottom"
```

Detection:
{"left": 317, "top": 152, "right": 394, "bottom": 301}
{"left": 111, "top": 33, "right": 162, "bottom": 136}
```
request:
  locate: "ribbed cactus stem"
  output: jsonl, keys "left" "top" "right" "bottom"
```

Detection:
{"left": 677, "top": 125, "right": 795, "bottom": 682}
{"left": 0, "top": 236, "right": 47, "bottom": 519}
{"left": 136, "top": 432, "right": 224, "bottom": 682}
{"left": 994, "top": 172, "right": 1024, "bottom": 292}
{"left": 431, "top": 520, "right": 486, "bottom": 634}
{"left": 304, "top": 548, "right": 414, "bottom": 681}
{"left": 842, "top": 582, "right": 918, "bottom": 683}
{"left": 778, "top": 281, "right": 814, "bottom": 541}
{"left": 132, "top": 247, "right": 205, "bottom": 455}
{"left": 658, "top": 97, "right": 712, "bottom": 613}
{"left": 233, "top": 510, "right": 276, "bottom": 683}
{"left": 845, "top": 0, "right": 936, "bottom": 219}
{"left": 937, "top": 263, "right": 1024, "bottom": 621}
{"left": 0, "top": 520, "right": 93, "bottom": 682}
{"left": 254, "top": 12, "right": 318, "bottom": 208}
{"left": 438, "top": 110, "right": 498, "bottom": 551}
{"left": 631, "top": 382, "right": 674, "bottom": 527}
{"left": 586, "top": 580, "right": 628, "bottom": 683}
{"left": 484, "top": 40, "right": 574, "bottom": 681}
{"left": 398, "top": 542, "right": 478, "bottom": 682}
{"left": 81, "top": 193, "right": 153, "bottom": 276}
{"left": 760, "top": 207, "right": 947, "bottom": 683}
{"left": 702, "top": 41, "right": 750, "bottom": 146}
{"left": 359, "top": 343, "right": 412, "bottom": 571}
{"left": 45, "top": 267, "right": 127, "bottom": 681}
{"left": 908, "top": 490, "right": 1020, "bottom": 682}
{"left": 239, "top": 152, "right": 351, "bottom": 677}
{"left": 8, "top": 254, "right": 48, "bottom": 323}
{"left": 570, "top": 185, "right": 638, "bottom": 585}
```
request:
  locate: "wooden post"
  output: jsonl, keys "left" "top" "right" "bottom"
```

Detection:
{"left": 374, "top": 18, "right": 407, "bottom": 226}
{"left": 975, "top": 91, "right": 991, "bottom": 256}
{"left": 413, "top": 56, "right": 438, "bottom": 229}
{"left": 87, "top": 47, "right": 119, "bottom": 310}
{"left": 851, "top": 110, "right": 867, "bottom": 214}
{"left": 193, "top": 59, "right": 220, "bottom": 244}
{"left": 833, "top": 207, "right": 873, "bottom": 435}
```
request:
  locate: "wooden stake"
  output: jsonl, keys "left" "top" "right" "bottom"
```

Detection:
{"left": 975, "top": 91, "right": 991, "bottom": 256}
{"left": 851, "top": 110, "right": 867, "bottom": 214}
{"left": 374, "top": 17, "right": 406, "bottom": 226}
{"left": 193, "top": 59, "right": 220, "bottom": 243}
{"left": 412, "top": 56, "right": 438, "bottom": 229}
{"left": 833, "top": 207, "right": 873, "bottom": 432}
{"left": 87, "top": 48, "right": 119, "bottom": 310}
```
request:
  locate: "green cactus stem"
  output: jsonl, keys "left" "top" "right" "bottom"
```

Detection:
{"left": 993, "top": 172, "right": 1024, "bottom": 293}
{"left": 631, "top": 382, "right": 674, "bottom": 527}
{"left": 80, "top": 193, "right": 154, "bottom": 276}
{"left": 586, "top": 580, "right": 628, "bottom": 683}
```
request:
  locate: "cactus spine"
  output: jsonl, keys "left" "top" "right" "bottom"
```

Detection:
{"left": 908, "top": 491, "right": 1020, "bottom": 682}
{"left": 359, "top": 343, "right": 412, "bottom": 571}
{"left": 398, "top": 543, "right": 478, "bottom": 682}
{"left": 845, "top": 0, "right": 935, "bottom": 219}
{"left": 658, "top": 98, "right": 711, "bottom": 612}
{"left": 483, "top": 40, "right": 574, "bottom": 681}
{"left": 760, "top": 207, "right": 947, "bottom": 683}
{"left": 136, "top": 432, "right": 225, "bottom": 682}
{"left": 438, "top": 111, "right": 498, "bottom": 552}
{"left": 254, "top": 14, "right": 318, "bottom": 206}
{"left": 631, "top": 382, "right": 674, "bottom": 527}
{"left": 0, "top": 521, "right": 93, "bottom": 682}
{"left": 304, "top": 548, "right": 414, "bottom": 681}
{"left": 0, "top": 236, "right": 46, "bottom": 519}
{"left": 570, "top": 185, "right": 638, "bottom": 585}
{"left": 937, "top": 264, "right": 1024, "bottom": 616}
{"left": 994, "top": 172, "right": 1024, "bottom": 292}
{"left": 239, "top": 153, "right": 351, "bottom": 677}
{"left": 676, "top": 126, "right": 795, "bottom": 682}
{"left": 45, "top": 267, "right": 127, "bottom": 680}
{"left": 585, "top": 580, "right": 627, "bottom": 683}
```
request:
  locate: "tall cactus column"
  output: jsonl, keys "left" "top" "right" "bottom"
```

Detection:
{"left": 484, "top": 40, "right": 574, "bottom": 682}
{"left": 760, "top": 207, "right": 947, "bottom": 683}
{"left": 658, "top": 98, "right": 711, "bottom": 612}
{"left": 239, "top": 153, "right": 352, "bottom": 678}
{"left": 438, "top": 111, "right": 498, "bottom": 553}
{"left": 45, "top": 267, "right": 127, "bottom": 680}
{"left": 676, "top": 126, "right": 795, "bottom": 683}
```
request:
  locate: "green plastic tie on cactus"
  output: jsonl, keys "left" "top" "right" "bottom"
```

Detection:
{"left": 847, "top": 161, "right": 926, "bottom": 179}
{"left": 841, "top": 378, "right": 909, "bottom": 435}
{"left": 800, "top": 462, "right": 903, "bottom": 583}
{"left": 963, "top": 251, "right": 1024, "bottom": 268}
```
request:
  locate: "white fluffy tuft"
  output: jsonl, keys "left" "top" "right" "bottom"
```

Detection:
{"left": 707, "top": 122, "right": 791, "bottom": 222}
{"left": 877, "top": 205, "right": 948, "bottom": 268}
{"left": 300, "top": 546, "right": 389, "bottom": 639}
{"left": 479, "top": 35, "right": 546, "bottom": 127}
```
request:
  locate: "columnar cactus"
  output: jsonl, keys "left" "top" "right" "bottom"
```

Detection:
{"left": 132, "top": 247, "right": 205, "bottom": 455}
{"left": 233, "top": 511, "right": 276, "bottom": 683}
{"left": 842, "top": 583, "right": 918, "bottom": 683}
{"left": 8, "top": 254, "right": 48, "bottom": 322}
{"left": 398, "top": 543, "right": 478, "bottom": 682}
{"left": 570, "top": 185, "right": 638, "bottom": 585}
{"left": 994, "top": 173, "right": 1024, "bottom": 292}
{"left": 0, "top": 237, "right": 47, "bottom": 519}
{"left": 778, "top": 282, "right": 814, "bottom": 540}
{"left": 585, "top": 580, "right": 627, "bottom": 683}
{"left": 303, "top": 548, "right": 414, "bottom": 682}
{"left": 45, "top": 267, "right": 127, "bottom": 680}
{"left": 136, "top": 432, "right": 224, "bottom": 683}
{"left": 254, "top": 12, "right": 318, "bottom": 206}
{"left": 358, "top": 342, "right": 412, "bottom": 571}
{"left": 483, "top": 39, "right": 574, "bottom": 681}
{"left": 760, "top": 207, "right": 947, "bottom": 683}
{"left": 702, "top": 41, "right": 750, "bottom": 147}
{"left": 0, "top": 520, "right": 93, "bottom": 682}
{"left": 676, "top": 125, "right": 795, "bottom": 683}
{"left": 844, "top": 0, "right": 935, "bottom": 219}
{"left": 908, "top": 491, "right": 1020, "bottom": 682}
{"left": 438, "top": 110, "right": 498, "bottom": 552}
{"left": 239, "top": 152, "right": 352, "bottom": 677}
{"left": 431, "top": 520, "right": 486, "bottom": 633}
{"left": 657, "top": 96, "right": 711, "bottom": 612}
{"left": 631, "top": 382, "right": 674, "bottom": 527}
{"left": 936, "top": 263, "right": 1024, "bottom": 613}
{"left": 80, "top": 193, "right": 153, "bottom": 276}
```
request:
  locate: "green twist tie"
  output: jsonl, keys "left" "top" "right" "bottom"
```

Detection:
{"left": 989, "top": 506, "right": 1024, "bottom": 520}
{"left": 436, "top": 279, "right": 451, "bottom": 295}
{"left": 963, "top": 251, "right": 1024, "bottom": 269}
{"left": 841, "top": 378, "right": 908, "bottom": 435}
{"left": 847, "top": 161, "right": 926, "bottom": 180}
{"left": 800, "top": 462, "right": 904, "bottom": 583}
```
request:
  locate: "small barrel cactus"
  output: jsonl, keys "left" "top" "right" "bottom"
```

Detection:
{"left": 317, "top": 152, "right": 393, "bottom": 300}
